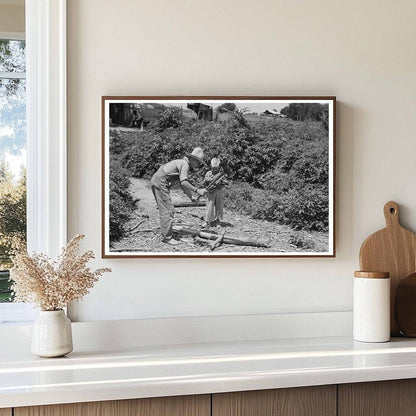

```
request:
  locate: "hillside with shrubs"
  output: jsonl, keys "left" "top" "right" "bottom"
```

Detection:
{"left": 109, "top": 104, "right": 330, "bottom": 249}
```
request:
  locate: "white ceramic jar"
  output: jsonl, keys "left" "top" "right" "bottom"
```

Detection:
{"left": 353, "top": 271, "right": 390, "bottom": 343}
{"left": 31, "top": 310, "right": 73, "bottom": 357}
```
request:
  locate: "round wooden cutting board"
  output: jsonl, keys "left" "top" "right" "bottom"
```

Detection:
{"left": 359, "top": 201, "right": 416, "bottom": 336}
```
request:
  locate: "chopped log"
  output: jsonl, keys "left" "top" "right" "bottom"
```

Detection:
{"left": 195, "top": 236, "right": 210, "bottom": 245}
{"left": 210, "top": 232, "right": 225, "bottom": 250}
{"left": 134, "top": 221, "right": 192, "bottom": 233}
{"left": 176, "top": 222, "right": 196, "bottom": 227}
{"left": 190, "top": 213, "right": 204, "bottom": 220}
{"left": 172, "top": 226, "right": 270, "bottom": 248}
{"left": 135, "top": 227, "right": 160, "bottom": 233}
{"left": 205, "top": 171, "right": 227, "bottom": 192}
{"left": 174, "top": 201, "right": 206, "bottom": 208}
{"left": 128, "top": 219, "right": 146, "bottom": 232}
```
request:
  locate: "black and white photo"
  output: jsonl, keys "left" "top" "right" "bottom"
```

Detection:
{"left": 102, "top": 97, "right": 335, "bottom": 257}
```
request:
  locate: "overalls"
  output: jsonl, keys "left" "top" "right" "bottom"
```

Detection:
{"left": 150, "top": 158, "right": 190, "bottom": 240}
{"left": 204, "top": 171, "right": 224, "bottom": 223}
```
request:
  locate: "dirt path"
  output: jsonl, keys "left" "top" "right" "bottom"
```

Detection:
{"left": 111, "top": 178, "right": 329, "bottom": 254}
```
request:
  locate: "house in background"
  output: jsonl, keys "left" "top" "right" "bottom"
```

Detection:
{"left": 187, "top": 103, "right": 213, "bottom": 121}
{"left": 262, "top": 109, "right": 287, "bottom": 118}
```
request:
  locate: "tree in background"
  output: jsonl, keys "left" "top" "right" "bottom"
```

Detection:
{"left": 281, "top": 103, "right": 329, "bottom": 129}
{"left": 0, "top": 159, "right": 26, "bottom": 302}
{"left": 0, "top": 160, "right": 26, "bottom": 269}
{"left": 216, "top": 103, "right": 237, "bottom": 113}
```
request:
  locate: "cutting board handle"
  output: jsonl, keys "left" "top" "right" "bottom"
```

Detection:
{"left": 384, "top": 201, "right": 400, "bottom": 228}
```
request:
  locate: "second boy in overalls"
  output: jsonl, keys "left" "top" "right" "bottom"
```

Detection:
{"left": 203, "top": 158, "right": 225, "bottom": 227}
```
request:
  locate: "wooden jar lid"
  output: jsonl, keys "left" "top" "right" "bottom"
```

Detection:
{"left": 354, "top": 271, "right": 390, "bottom": 279}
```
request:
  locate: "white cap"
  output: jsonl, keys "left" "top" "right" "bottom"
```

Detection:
{"left": 211, "top": 158, "right": 220, "bottom": 168}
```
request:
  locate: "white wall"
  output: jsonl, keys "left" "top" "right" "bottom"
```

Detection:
{"left": 0, "top": 3, "right": 24, "bottom": 33}
{"left": 67, "top": 0, "right": 416, "bottom": 322}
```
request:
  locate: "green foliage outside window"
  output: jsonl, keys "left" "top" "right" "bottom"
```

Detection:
{"left": 0, "top": 161, "right": 26, "bottom": 302}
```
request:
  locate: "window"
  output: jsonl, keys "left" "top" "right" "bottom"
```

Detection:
{"left": 0, "top": 34, "right": 26, "bottom": 306}
{"left": 0, "top": 0, "right": 67, "bottom": 324}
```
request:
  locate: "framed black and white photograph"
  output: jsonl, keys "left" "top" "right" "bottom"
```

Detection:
{"left": 102, "top": 96, "right": 335, "bottom": 258}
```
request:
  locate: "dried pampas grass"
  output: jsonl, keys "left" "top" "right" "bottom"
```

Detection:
{"left": 10, "top": 234, "right": 111, "bottom": 311}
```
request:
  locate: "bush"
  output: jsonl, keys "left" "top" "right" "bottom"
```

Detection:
{"left": 275, "top": 186, "right": 328, "bottom": 231}
{"left": 224, "top": 180, "right": 328, "bottom": 232}
{"left": 109, "top": 140, "right": 136, "bottom": 241}
{"left": 0, "top": 166, "right": 26, "bottom": 269}
{"left": 153, "top": 107, "right": 183, "bottom": 130}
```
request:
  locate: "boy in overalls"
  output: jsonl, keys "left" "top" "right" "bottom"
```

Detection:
{"left": 203, "top": 158, "right": 225, "bottom": 227}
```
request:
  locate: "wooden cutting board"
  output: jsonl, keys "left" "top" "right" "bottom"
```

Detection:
{"left": 359, "top": 201, "right": 416, "bottom": 336}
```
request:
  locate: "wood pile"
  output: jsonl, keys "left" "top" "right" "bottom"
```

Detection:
{"left": 172, "top": 226, "right": 270, "bottom": 249}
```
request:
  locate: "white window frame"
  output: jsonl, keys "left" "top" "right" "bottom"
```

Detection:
{"left": 0, "top": 0, "right": 67, "bottom": 323}
{"left": 0, "top": 31, "right": 29, "bottom": 322}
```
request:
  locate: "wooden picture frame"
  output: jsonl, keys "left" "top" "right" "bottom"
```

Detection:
{"left": 102, "top": 96, "right": 336, "bottom": 258}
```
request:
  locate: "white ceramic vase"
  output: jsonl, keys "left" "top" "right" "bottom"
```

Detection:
{"left": 31, "top": 310, "right": 73, "bottom": 358}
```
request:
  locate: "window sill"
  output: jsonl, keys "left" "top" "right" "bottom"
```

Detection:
{"left": 0, "top": 303, "right": 35, "bottom": 324}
